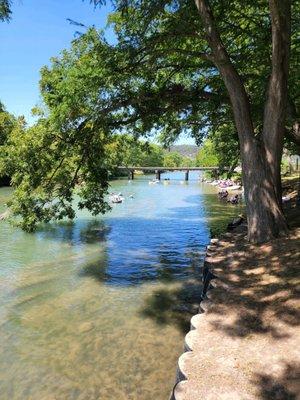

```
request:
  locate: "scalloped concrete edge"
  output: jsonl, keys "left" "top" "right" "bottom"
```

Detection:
{"left": 169, "top": 237, "right": 220, "bottom": 400}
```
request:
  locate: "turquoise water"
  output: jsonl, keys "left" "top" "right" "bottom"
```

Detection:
{"left": 0, "top": 172, "right": 242, "bottom": 399}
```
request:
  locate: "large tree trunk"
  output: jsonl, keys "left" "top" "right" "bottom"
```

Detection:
{"left": 241, "top": 138, "right": 288, "bottom": 243}
{"left": 262, "top": 0, "right": 292, "bottom": 203}
{"left": 195, "top": 0, "right": 291, "bottom": 243}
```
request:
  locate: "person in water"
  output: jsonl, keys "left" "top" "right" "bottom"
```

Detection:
{"left": 218, "top": 190, "right": 228, "bottom": 199}
{"left": 228, "top": 194, "right": 239, "bottom": 204}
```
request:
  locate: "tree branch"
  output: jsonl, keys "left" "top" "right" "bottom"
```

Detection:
{"left": 194, "top": 0, "right": 255, "bottom": 146}
{"left": 151, "top": 47, "right": 214, "bottom": 62}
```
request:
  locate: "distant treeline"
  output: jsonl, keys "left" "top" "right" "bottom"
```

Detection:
{"left": 0, "top": 102, "right": 221, "bottom": 187}
{"left": 113, "top": 138, "right": 219, "bottom": 169}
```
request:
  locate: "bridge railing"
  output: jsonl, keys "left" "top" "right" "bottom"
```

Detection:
{"left": 117, "top": 166, "right": 222, "bottom": 181}
{"left": 117, "top": 166, "right": 219, "bottom": 171}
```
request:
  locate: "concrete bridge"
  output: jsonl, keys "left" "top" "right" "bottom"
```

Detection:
{"left": 117, "top": 166, "right": 219, "bottom": 181}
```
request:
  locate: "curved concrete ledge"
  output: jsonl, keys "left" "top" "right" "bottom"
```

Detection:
{"left": 171, "top": 226, "right": 300, "bottom": 400}
{"left": 170, "top": 237, "right": 219, "bottom": 400}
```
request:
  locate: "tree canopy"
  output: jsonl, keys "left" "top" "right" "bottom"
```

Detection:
{"left": 0, "top": 102, "right": 17, "bottom": 145}
{"left": 0, "top": 0, "right": 11, "bottom": 21}
{"left": 163, "top": 151, "right": 183, "bottom": 168}
{"left": 195, "top": 139, "right": 218, "bottom": 168}
{"left": 1, "top": 0, "right": 299, "bottom": 241}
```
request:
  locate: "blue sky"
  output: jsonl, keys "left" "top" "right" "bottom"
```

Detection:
{"left": 0, "top": 0, "right": 195, "bottom": 144}
{"left": 0, "top": 0, "right": 113, "bottom": 122}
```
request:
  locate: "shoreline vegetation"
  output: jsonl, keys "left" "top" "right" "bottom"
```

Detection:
{"left": 172, "top": 176, "right": 300, "bottom": 400}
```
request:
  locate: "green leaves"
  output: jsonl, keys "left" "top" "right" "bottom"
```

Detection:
{"left": 163, "top": 151, "right": 183, "bottom": 168}
{"left": 195, "top": 139, "right": 218, "bottom": 168}
{"left": 0, "top": 0, "right": 12, "bottom": 22}
{"left": 3, "top": 0, "right": 299, "bottom": 229}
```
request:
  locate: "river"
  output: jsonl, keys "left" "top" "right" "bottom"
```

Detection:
{"left": 0, "top": 172, "right": 243, "bottom": 400}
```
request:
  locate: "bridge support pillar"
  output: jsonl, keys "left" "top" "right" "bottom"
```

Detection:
{"left": 155, "top": 170, "right": 161, "bottom": 180}
{"left": 128, "top": 170, "right": 134, "bottom": 180}
{"left": 185, "top": 170, "right": 189, "bottom": 181}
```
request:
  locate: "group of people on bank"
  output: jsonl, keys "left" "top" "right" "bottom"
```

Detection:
{"left": 201, "top": 177, "right": 243, "bottom": 205}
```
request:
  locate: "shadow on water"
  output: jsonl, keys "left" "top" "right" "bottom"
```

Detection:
{"left": 35, "top": 219, "right": 111, "bottom": 245}
{"left": 24, "top": 191, "right": 243, "bottom": 335}
{"left": 76, "top": 213, "right": 207, "bottom": 287}
{"left": 139, "top": 281, "right": 203, "bottom": 333}
{"left": 0, "top": 182, "right": 251, "bottom": 399}
{"left": 30, "top": 193, "right": 211, "bottom": 282}
{"left": 30, "top": 192, "right": 243, "bottom": 313}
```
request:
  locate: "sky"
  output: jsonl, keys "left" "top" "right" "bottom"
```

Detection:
{"left": 0, "top": 0, "right": 113, "bottom": 122}
{"left": 0, "top": 0, "right": 195, "bottom": 145}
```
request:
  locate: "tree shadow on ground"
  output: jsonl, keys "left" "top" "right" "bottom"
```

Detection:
{"left": 254, "top": 362, "right": 300, "bottom": 400}
{"left": 204, "top": 225, "right": 300, "bottom": 340}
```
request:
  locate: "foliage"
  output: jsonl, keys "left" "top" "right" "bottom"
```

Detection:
{"left": 209, "top": 124, "right": 240, "bottom": 174}
{"left": 0, "top": 102, "right": 17, "bottom": 146}
{"left": 3, "top": 0, "right": 299, "bottom": 231}
{"left": 116, "top": 136, "right": 164, "bottom": 167}
{"left": 0, "top": 103, "right": 24, "bottom": 183}
{"left": 162, "top": 151, "right": 196, "bottom": 168}
{"left": 181, "top": 156, "right": 195, "bottom": 167}
{"left": 195, "top": 139, "right": 218, "bottom": 167}
{"left": 2, "top": 115, "right": 116, "bottom": 231}
{"left": 0, "top": 111, "right": 165, "bottom": 230}
{"left": 0, "top": 0, "right": 11, "bottom": 21}
{"left": 163, "top": 151, "right": 183, "bottom": 168}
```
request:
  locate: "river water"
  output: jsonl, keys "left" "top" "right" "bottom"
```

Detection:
{"left": 0, "top": 172, "right": 242, "bottom": 400}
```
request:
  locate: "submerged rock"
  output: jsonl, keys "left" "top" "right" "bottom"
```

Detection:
{"left": 78, "top": 321, "right": 94, "bottom": 333}
{"left": 0, "top": 210, "right": 10, "bottom": 221}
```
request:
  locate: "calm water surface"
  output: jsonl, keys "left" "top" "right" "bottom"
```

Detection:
{"left": 0, "top": 172, "right": 243, "bottom": 400}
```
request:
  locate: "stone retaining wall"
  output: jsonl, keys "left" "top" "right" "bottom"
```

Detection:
{"left": 170, "top": 237, "right": 220, "bottom": 400}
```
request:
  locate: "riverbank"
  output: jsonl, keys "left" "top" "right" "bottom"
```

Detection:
{"left": 172, "top": 199, "right": 300, "bottom": 399}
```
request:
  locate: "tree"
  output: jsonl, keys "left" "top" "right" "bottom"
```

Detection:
{"left": 0, "top": 102, "right": 20, "bottom": 185}
{"left": 181, "top": 156, "right": 195, "bottom": 168}
{"left": 210, "top": 124, "right": 240, "bottom": 175}
{"left": 4, "top": 1, "right": 299, "bottom": 242}
{"left": 0, "top": 0, "right": 12, "bottom": 21}
{"left": 97, "top": 0, "right": 297, "bottom": 242}
{"left": 0, "top": 102, "right": 17, "bottom": 146}
{"left": 118, "top": 137, "right": 164, "bottom": 167}
{"left": 195, "top": 139, "right": 218, "bottom": 167}
{"left": 194, "top": 0, "right": 291, "bottom": 242}
{"left": 2, "top": 115, "right": 112, "bottom": 231}
{"left": 163, "top": 151, "right": 183, "bottom": 168}
{"left": 141, "top": 143, "right": 164, "bottom": 166}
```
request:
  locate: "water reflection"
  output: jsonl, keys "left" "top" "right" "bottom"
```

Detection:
{"left": 35, "top": 219, "right": 111, "bottom": 245}
{"left": 76, "top": 214, "right": 207, "bottom": 286}
{"left": 0, "top": 175, "right": 243, "bottom": 400}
